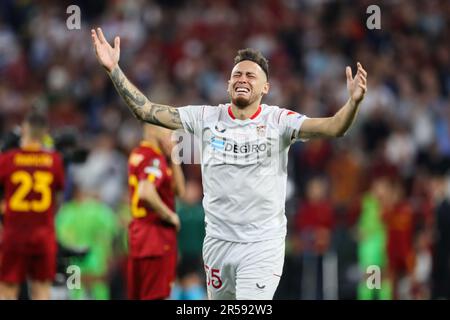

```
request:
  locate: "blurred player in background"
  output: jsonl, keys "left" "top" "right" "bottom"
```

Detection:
{"left": 384, "top": 179, "right": 414, "bottom": 299}
{"left": 127, "top": 124, "right": 185, "bottom": 300}
{"left": 0, "top": 112, "right": 65, "bottom": 299}
{"left": 55, "top": 182, "right": 118, "bottom": 300}
{"left": 91, "top": 27, "right": 367, "bottom": 300}
{"left": 357, "top": 176, "right": 392, "bottom": 300}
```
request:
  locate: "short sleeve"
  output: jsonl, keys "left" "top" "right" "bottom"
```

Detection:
{"left": 178, "top": 105, "right": 205, "bottom": 136}
{"left": 278, "top": 109, "right": 309, "bottom": 145}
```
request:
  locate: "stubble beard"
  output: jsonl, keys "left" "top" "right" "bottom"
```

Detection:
{"left": 231, "top": 92, "right": 258, "bottom": 108}
{"left": 233, "top": 96, "right": 250, "bottom": 108}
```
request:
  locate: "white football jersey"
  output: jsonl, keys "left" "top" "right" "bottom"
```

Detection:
{"left": 178, "top": 104, "right": 308, "bottom": 242}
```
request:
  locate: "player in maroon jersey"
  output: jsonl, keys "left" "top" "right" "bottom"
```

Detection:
{"left": 127, "top": 124, "right": 185, "bottom": 300}
{"left": 0, "top": 112, "right": 65, "bottom": 299}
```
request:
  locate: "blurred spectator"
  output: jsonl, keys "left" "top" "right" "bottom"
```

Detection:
{"left": 293, "top": 140, "right": 332, "bottom": 196}
{"left": 73, "top": 132, "right": 127, "bottom": 209}
{"left": 429, "top": 160, "right": 450, "bottom": 299}
{"left": 385, "top": 123, "right": 417, "bottom": 178}
{"left": 293, "top": 176, "right": 336, "bottom": 299}
{"left": 326, "top": 142, "right": 363, "bottom": 211}
{"left": 411, "top": 229, "right": 432, "bottom": 300}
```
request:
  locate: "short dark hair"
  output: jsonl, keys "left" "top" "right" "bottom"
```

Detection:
{"left": 24, "top": 111, "right": 48, "bottom": 139}
{"left": 234, "top": 48, "right": 269, "bottom": 80}
{"left": 24, "top": 111, "right": 48, "bottom": 129}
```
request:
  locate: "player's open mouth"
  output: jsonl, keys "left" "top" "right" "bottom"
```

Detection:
{"left": 235, "top": 87, "right": 250, "bottom": 94}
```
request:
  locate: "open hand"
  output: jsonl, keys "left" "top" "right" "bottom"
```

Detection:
{"left": 91, "top": 27, "right": 120, "bottom": 73}
{"left": 346, "top": 62, "right": 367, "bottom": 104}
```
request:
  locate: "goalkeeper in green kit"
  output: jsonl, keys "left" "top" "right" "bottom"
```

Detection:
{"left": 56, "top": 186, "right": 118, "bottom": 300}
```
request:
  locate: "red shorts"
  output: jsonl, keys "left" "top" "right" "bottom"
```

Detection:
{"left": 0, "top": 250, "right": 56, "bottom": 283}
{"left": 127, "top": 251, "right": 177, "bottom": 300}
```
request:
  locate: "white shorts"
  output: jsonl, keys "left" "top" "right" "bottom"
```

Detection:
{"left": 202, "top": 235, "right": 285, "bottom": 300}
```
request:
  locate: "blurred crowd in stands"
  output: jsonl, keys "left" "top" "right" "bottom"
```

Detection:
{"left": 1, "top": 0, "right": 449, "bottom": 299}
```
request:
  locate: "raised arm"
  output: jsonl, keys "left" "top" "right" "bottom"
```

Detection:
{"left": 91, "top": 28, "right": 183, "bottom": 130}
{"left": 298, "top": 62, "right": 367, "bottom": 139}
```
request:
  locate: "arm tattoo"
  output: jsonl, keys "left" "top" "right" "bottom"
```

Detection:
{"left": 298, "top": 131, "right": 326, "bottom": 139}
{"left": 110, "top": 67, "right": 181, "bottom": 129}
{"left": 147, "top": 103, "right": 182, "bottom": 128}
{"left": 110, "top": 67, "right": 146, "bottom": 109}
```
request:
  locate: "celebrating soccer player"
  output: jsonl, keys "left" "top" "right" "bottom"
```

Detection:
{"left": 92, "top": 27, "right": 367, "bottom": 300}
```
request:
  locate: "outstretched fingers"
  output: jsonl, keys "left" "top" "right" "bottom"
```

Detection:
{"left": 91, "top": 29, "right": 99, "bottom": 47}
{"left": 346, "top": 66, "right": 353, "bottom": 82}
{"left": 358, "top": 82, "right": 367, "bottom": 93}
{"left": 358, "top": 73, "right": 367, "bottom": 86}
{"left": 357, "top": 62, "right": 367, "bottom": 77}
{"left": 355, "top": 62, "right": 367, "bottom": 88}
{"left": 96, "top": 27, "right": 107, "bottom": 44}
{"left": 114, "top": 36, "right": 120, "bottom": 51}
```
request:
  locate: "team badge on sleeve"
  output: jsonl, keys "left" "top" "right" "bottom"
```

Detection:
{"left": 129, "top": 153, "right": 144, "bottom": 167}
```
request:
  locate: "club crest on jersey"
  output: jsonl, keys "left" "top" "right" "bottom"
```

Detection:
{"left": 129, "top": 153, "right": 144, "bottom": 166}
{"left": 256, "top": 125, "right": 266, "bottom": 137}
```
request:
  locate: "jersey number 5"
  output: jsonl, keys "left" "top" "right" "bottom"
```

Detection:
{"left": 204, "top": 264, "right": 223, "bottom": 289}
{"left": 10, "top": 170, "right": 53, "bottom": 212}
